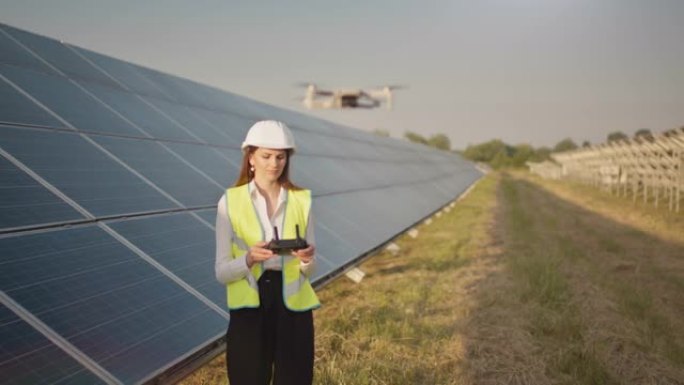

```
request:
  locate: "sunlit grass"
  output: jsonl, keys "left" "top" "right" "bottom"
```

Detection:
{"left": 180, "top": 172, "right": 684, "bottom": 384}
{"left": 314, "top": 175, "right": 498, "bottom": 385}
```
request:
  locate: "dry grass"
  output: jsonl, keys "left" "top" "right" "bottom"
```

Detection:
{"left": 180, "top": 172, "right": 684, "bottom": 384}
{"left": 313, "top": 175, "right": 500, "bottom": 385}
{"left": 498, "top": 172, "right": 684, "bottom": 384}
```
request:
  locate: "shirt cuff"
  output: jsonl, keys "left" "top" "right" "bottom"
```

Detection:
{"left": 299, "top": 257, "right": 315, "bottom": 276}
{"left": 235, "top": 254, "right": 251, "bottom": 276}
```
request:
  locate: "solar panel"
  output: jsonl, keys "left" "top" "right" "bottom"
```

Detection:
{"left": 0, "top": 31, "right": 56, "bottom": 74}
{"left": 0, "top": 226, "right": 227, "bottom": 384}
{"left": 89, "top": 135, "right": 223, "bottom": 207}
{"left": 77, "top": 82, "right": 198, "bottom": 142}
{"left": 0, "top": 304, "right": 108, "bottom": 385}
{"left": 1, "top": 64, "right": 143, "bottom": 136}
{"left": 0, "top": 78, "right": 64, "bottom": 128}
{"left": 192, "top": 208, "right": 218, "bottom": 227}
{"left": 69, "top": 46, "right": 172, "bottom": 101}
{"left": 0, "top": 22, "right": 482, "bottom": 383}
{"left": 142, "top": 99, "right": 238, "bottom": 145}
{"left": 0, "top": 126, "right": 179, "bottom": 220}
{"left": 106, "top": 213, "right": 226, "bottom": 308}
{"left": 1, "top": 24, "right": 120, "bottom": 88}
{"left": 0, "top": 156, "right": 84, "bottom": 230}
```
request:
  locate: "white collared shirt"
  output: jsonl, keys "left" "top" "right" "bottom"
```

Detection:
{"left": 214, "top": 180, "right": 316, "bottom": 284}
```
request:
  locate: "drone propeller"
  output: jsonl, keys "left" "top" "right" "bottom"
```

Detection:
{"left": 294, "top": 81, "right": 315, "bottom": 88}
{"left": 372, "top": 84, "right": 408, "bottom": 90}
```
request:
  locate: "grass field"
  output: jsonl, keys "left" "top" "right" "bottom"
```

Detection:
{"left": 181, "top": 172, "right": 684, "bottom": 385}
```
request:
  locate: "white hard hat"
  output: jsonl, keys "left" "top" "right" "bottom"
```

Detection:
{"left": 241, "top": 120, "right": 296, "bottom": 152}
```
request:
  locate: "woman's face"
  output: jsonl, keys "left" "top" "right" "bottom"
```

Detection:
{"left": 249, "top": 147, "right": 287, "bottom": 183}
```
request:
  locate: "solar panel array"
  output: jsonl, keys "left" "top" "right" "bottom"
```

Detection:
{"left": 0, "top": 23, "right": 482, "bottom": 384}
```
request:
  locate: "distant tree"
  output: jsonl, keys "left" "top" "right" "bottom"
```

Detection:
{"left": 462, "top": 139, "right": 562, "bottom": 168}
{"left": 463, "top": 139, "right": 509, "bottom": 163}
{"left": 511, "top": 144, "right": 535, "bottom": 167}
{"left": 582, "top": 140, "right": 591, "bottom": 148}
{"left": 607, "top": 131, "right": 629, "bottom": 142}
{"left": 634, "top": 128, "right": 653, "bottom": 140}
{"left": 373, "top": 128, "right": 390, "bottom": 137}
{"left": 427, "top": 133, "right": 451, "bottom": 151}
{"left": 530, "top": 146, "right": 552, "bottom": 162}
{"left": 404, "top": 131, "right": 428, "bottom": 145}
{"left": 553, "top": 138, "right": 578, "bottom": 152}
{"left": 490, "top": 149, "right": 512, "bottom": 169}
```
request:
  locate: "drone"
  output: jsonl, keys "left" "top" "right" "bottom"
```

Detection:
{"left": 297, "top": 83, "right": 405, "bottom": 110}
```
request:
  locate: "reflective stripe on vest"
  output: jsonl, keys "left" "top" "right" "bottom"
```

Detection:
{"left": 225, "top": 184, "right": 320, "bottom": 311}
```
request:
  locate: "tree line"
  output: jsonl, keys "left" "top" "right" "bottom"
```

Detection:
{"left": 382, "top": 128, "right": 655, "bottom": 170}
{"left": 461, "top": 129, "right": 655, "bottom": 169}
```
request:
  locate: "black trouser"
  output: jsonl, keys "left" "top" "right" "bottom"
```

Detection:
{"left": 226, "top": 270, "right": 314, "bottom": 385}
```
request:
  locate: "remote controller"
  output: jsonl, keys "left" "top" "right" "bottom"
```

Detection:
{"left": 266, "top": 224, "right": 309, "bottom": 253}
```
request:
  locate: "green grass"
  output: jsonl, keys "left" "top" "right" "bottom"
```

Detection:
{"left": 499, "top": 174, "right": 617, "bottom": 385}
{"left": 522, "top": 172, "right": 684, "bottom": 378}
{"left": 180, "top": 171, "right": 684, "bottom": 385}
{"left": 314, "top": 175, "right": 499, "bottom": 385}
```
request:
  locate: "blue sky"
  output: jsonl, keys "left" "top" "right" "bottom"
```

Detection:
{"left": 2, "top": 0, "right": 683, "bottom": 148}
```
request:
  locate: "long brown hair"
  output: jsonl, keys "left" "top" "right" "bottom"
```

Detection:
{"left": 233, "top": 146, "right": 302, "bottom": 190}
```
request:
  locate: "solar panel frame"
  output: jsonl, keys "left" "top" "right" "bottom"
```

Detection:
{"left": 0, "top": 64, "right": 146, "bottom": 137}
{"left": 68, "top": 45, "right": 174, "bottom": 102}
{"left": 89, "top": 135, "right": 225, "bottom": 208}
{"left": 1, "top": 24, "right": 121, "bottom": 89}
{"left": 0, "top": 22, "right": 482, "bottom": 384}
{"left": 0, "top": 225, "right": 229, "bottom": 384}
{"left": 105, "top": 212, "right": 226, "bottom": 308}
{"left": 0, "top": 28, "right": 61, "bottom": 75}
{"left": 0, "top": 155, "right": 85, "bottom": 231}
{"left": 75, "top": 81, "right": 200, "bottom": 142}
{"left": 0, "top": 126, "right": 182, "bottom": 219}
{"left": 0, "top": 77, "right": 66, "bottom": 128}
{"left": 0, "top": 303, "right": 109, "bottom": 385}
{"left": 141, "top": 98, "right": 238, "bottom": 145}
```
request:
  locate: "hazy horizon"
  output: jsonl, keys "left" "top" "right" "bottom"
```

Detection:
{"left": 2, "top": 0, "right": 683, "bottom": 149}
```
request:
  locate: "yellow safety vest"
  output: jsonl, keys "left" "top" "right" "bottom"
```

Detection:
{"left": 225, "top": 184, "right": 320, "bottom": 311}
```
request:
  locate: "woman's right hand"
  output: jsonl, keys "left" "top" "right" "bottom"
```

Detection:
{"left": 246, "top": 241, "right": 274, "bottom": 267}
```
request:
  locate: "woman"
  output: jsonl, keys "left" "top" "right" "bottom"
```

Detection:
{"left": 215, "top": 120, "right": 320, "bottom": 385}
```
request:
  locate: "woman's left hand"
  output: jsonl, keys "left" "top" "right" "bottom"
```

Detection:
{"left": 292, "top": 244, "right": 315, "bottom": 264}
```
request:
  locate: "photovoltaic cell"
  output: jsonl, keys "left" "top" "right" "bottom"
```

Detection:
{"left": 0, "top": 64, "right": 144, "bottom": 136}
{"left": 107, "top": 213, "right": 225, "bottom": 308}
{"left": 0, "top": 304, "right": 106, "bottom": 385}
{"left": 163, "top": 142, "right": 241, "bottom": 188}
{"left": 190, "top": 108, "right": 253, "bottom": 144}
{"left": 0, "top": 155, "right": 84, "bottom": 231}
{"left": 77, "top": 81, "right": 200, "bottom": 142}
{"left": 0, "top": 28, "right": 58, "bottom": 75}
{"left": 290, "top": 155, "right": 349, "bottom": 196}
{"left": 311, "top": 221, "right": 356, "bottom": 269}
{"left": 314, "top": 198, "right": 376, "bottom": 256}
{"left": 70, "top": 46, "right": 172, "bottom": 101}
{"left": 0, "top": 126, "right": 179, "bottom": 217}
{"left": 0, "top": 226, "right": 227, "bottom": 384}
{"left": 90, "top": 135, "right": 224, "bottom": 207}
{"left": 132, "top": 67, "right": 205, "bottom": 108}
{"left": 193, "top": 208, "right": 218, "bottom": 227}
{"left": 0, "top": 78, "right": 64, "bottom": 128}
{"left": 1, "top": 24, "right": 120, "bottom": 88}
{"left": 307, "top": 255, "right": 336, "bottom": 282}
{"left": 143, "top": 98, "right": 238, "bottom": 146}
